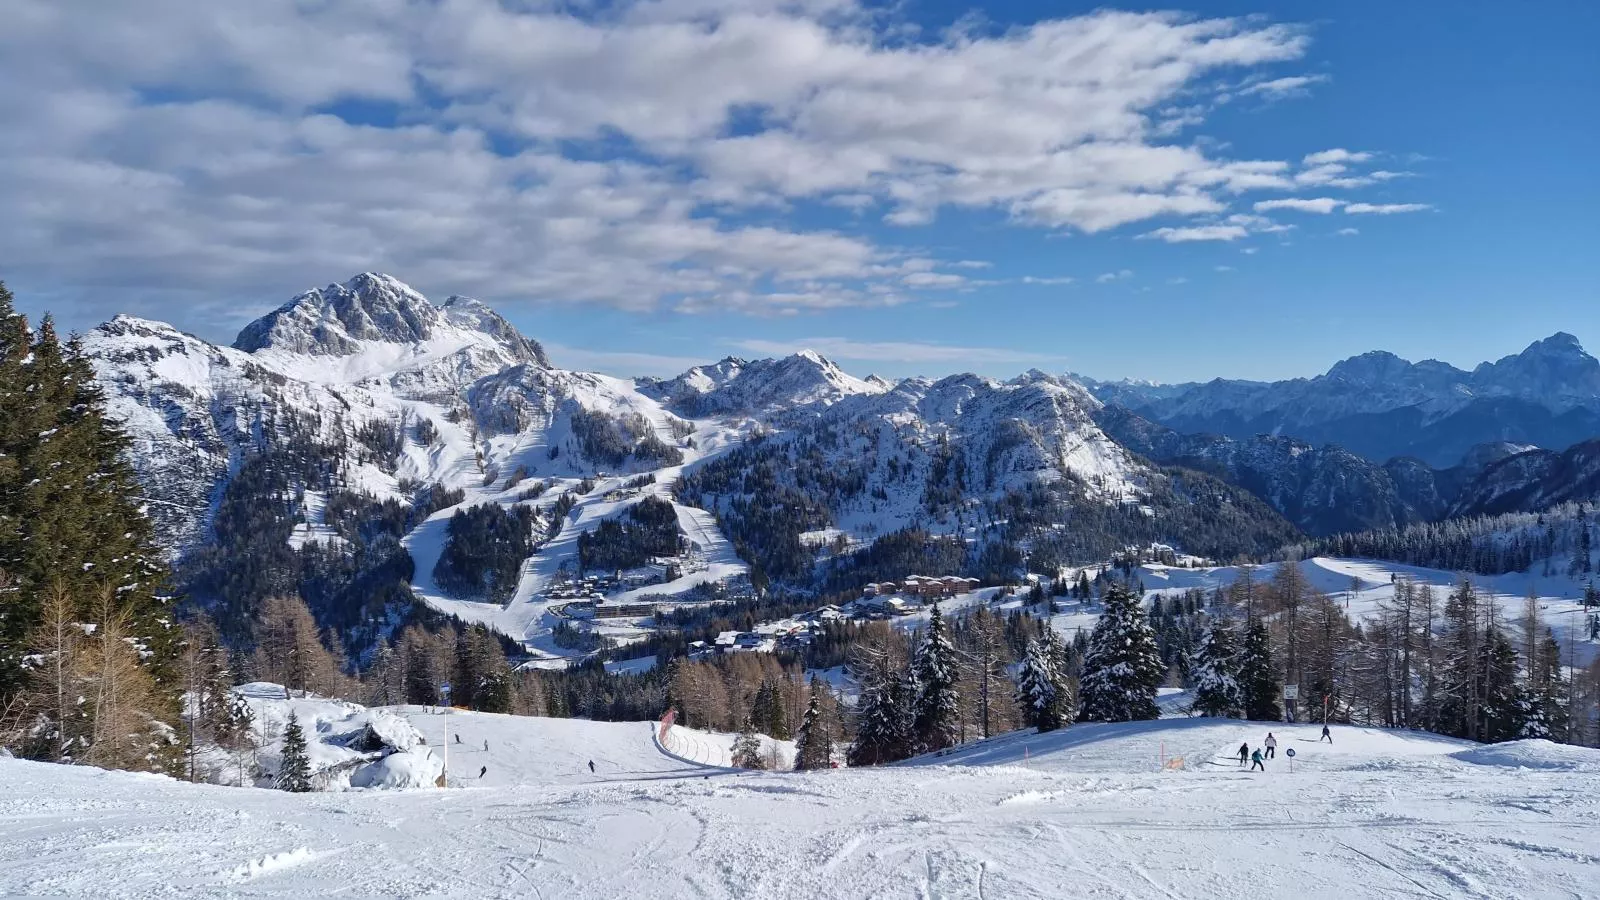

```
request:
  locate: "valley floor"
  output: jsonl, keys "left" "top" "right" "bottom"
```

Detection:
{"left": 3, "top": 716, "right": 1598, "bottom": 898}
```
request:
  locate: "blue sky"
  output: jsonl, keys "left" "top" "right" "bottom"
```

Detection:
{"left": 2, "top": 0, "right": 1595, "bottom": 383}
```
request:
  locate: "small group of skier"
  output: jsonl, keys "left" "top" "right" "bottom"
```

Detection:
{"left": 1237, "top": 726, "right": 1331, "bottom": 771}
{"left": 1237, "top": 742, "right": 1264, "bottom": 771}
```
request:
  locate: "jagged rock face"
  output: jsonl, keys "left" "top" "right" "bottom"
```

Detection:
{"left": 234, "top": 273, "right": 440, "bottom": 355}
{"left": 1085, "top": 333, "right": 1600, "bottom": 466}
{"left": 440, "top": 296, "right": 550, "bottom": 368}
{"left": 229, "top": 273, "right": 548, "bottom": 400}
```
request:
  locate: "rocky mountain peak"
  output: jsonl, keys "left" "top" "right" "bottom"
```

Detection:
{"left": 1325, "top": 350, "right": 1414, "bottom": 385}
{"left": 233, "top": 273, "right": 440, "bottom": 355}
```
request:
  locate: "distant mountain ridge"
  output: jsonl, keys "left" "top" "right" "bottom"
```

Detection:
{"left": 1079, "top": 333, "right": 1600, "bottom": 467}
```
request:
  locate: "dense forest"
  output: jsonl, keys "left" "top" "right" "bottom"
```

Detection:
{"left": 1288, "top": 502, "right": 1595, "bottom": 578}
{"left": 433, "top": 503, "right": 537, "bottom": 603}
{"left": 577, "top": 496, "right": 682, "bottom": 572}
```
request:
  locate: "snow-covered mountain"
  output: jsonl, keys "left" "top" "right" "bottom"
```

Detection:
{"left": 1083, "top": 333, "right": 1600, "bottom": 466}
{"left": 81, "top": 273, "right": 1600, "bottom": 660}
{"left": 92, "top": 273, "right": 1243, "bottom": 659}
{"left": 638, "top": 351, "right": 890, "bottom": 419}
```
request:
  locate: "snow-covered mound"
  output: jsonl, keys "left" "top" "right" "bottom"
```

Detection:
{"left": 1449, "top": 739, "right": 1600, "bottom": 773}
{"left": 234, "top": 684, "right": 442, "bottom": 790}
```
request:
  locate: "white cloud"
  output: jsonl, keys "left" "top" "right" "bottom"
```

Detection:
{"left": 1214, "top": 265, "right": 1235, "bottom": 272}
{"left": 1020, "top": 276, "right": 1075, "bottom": 285}
{"left": 1096, "top": 270, "right": 1134, "bottom": 283}
{"left": 1344, "top": 202, "right": 1433, "bottom": 215}
{"left": 0, "top": 1, "right": 1352, "bottom": 324}
{"left": 1336, "top": 227, "right": 1360, "bottom": 236}
{"left": 1166, "top": 276, "right": 1188, "bottom": 285}
{"left": 1303, "top": 149, "right": 1373, "bottom": 166}
{"left": 733, "top": 337, "right": 1062, "bottom": 366}
{"left": 1240, "top": 74, "right": 1328, "bottom": 98}
{"left": 901, "top": 272, "right": 969, "bottom": 289}
{"left": 1140, "top": 224, "right": 1249, "bottom": 243}
{"left": 1254, "top": 197, "right": 1343, "bottom": 213}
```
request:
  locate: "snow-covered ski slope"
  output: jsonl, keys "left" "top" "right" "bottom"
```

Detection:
{"left": 4, "top": 715, "right": 1598, "bottom": 898}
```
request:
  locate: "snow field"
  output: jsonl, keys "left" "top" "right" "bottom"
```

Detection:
{"left": 4, "top": 715, "right": 1598, "bottom": 897}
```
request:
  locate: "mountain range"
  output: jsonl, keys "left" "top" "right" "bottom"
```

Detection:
{"left": 1080, "top": 333, "right": 1600, "bottom": 468}
{"left": 77, "top": 273, "right": 1600, "bottom": 653}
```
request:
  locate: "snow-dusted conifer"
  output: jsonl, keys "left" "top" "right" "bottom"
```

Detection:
{"left": 731, "top": 721, "right": 767, "bottom": 770}
{"left": 1189, "top": 617, "right": 1243, "bottom": 718}
{"left": 911, "top": 603, "right": 961, "bottom": 752}
{"left": 1014, "top": 639, "right": 1062, "bottom": 732}
{"left": 848, "top": 673, "right": 913, "bottom": 766}
{"left": 277, "top": 712, "right": 312, "bottom": 792}
{"left": 1077, "top": 583, "right": 1163, "bottom": 722}
{"left": 793, "top": 687, "right": 833, "bottom": 771}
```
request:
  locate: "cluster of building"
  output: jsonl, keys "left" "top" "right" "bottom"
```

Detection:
{"left": 862, "top": 575, "right": 980, "bottom": 599}
{"left": 688, "top": 620, "right": 815, "bottom": 658}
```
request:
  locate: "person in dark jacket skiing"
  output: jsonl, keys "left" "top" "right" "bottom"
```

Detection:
{"left": 588, "top": 760, "right": 596, "bottom": 774}
{"left": 479, "top": 766, "right": 487, "bottom": 779}
{"left": 1237, "top": 742, "right": 1249, "bottom": 766}
{"left": 1250, "top": 748, "right": 1265, "bottom": 771}
{"left": 1264, "top": 733, "right": 1277, "bottom": 759}
{"left": 1321, "top": 725, "right": 1332, "bottom": 743}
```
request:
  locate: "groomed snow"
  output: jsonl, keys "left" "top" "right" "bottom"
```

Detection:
{"left": 3, "top": 715, "right": 1598, "bottom": 897}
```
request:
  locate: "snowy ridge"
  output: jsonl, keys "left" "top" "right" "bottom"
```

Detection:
{"left": 638, "top": 349, "right": 889, "bottom": 418}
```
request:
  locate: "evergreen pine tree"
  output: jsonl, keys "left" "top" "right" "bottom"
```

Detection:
{"left": 1477, "top": 624, "right": 1522, "bottom": 742}
{"left": 793, "top": 683, "right": 833, "bottom": 771}
{"left": 848, "top": 672, "right": 914, "bottom": 767}
{"left": 911, "top": 603, "right": 962, "bottom": 752}
{"left": 1014, "top": 638, "right": 1058, "bottom": 731}
{"left": 1238, "top": 619, "right": 1282, "bottom": 721}
{"left": 1189, "top": 616, "right": 1243, "bottom": 718}
{"left": 278, "top": 712, "right": 313, "bottom": 792}
{"left": 1078, "top": 583, "right": 1163, "bottom": 722}
{"left": 731, "top": 720, "right": 767, "bottom": 769}
{"left": 1, "top": 286, "right": 178, "bottom": 762}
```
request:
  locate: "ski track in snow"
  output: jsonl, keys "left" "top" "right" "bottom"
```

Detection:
{"left": 3, "top": 714, "right": 1598, "bottom": 898}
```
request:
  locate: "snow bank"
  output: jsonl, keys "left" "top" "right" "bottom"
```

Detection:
{"left": 1450, "top": 740, "right": 1600, "bottom": 772}
{"left": 234, "top": 683, "right": 440, "bottom": 791}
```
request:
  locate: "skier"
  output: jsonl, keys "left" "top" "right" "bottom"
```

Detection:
{"left": 1264, "top": 732, "right": 1277, "bottom": 759}
{"left": 1237, "top": 742, "right": 1249, "bottom": 766}
{"left": 1250, "top": 748, "right": 1265, "bottom": 772}
{"left": 455, "top": 734, "right": 461, "bottom": 744}
{"left": 1321, "top": 724, "right": 1332, "bottom": 744}
{"left": 479, "top": 766, "right": 487, "bottom": 779}
{"left": 587, "top": 760, "right": 596, "bottom": 774}
{"left": 484, "top": 739, "right": 489, "bottom": 751}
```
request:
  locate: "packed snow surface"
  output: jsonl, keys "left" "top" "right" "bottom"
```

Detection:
{"left": 3, "top": 714, "right": 1598, "bottom": 898}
